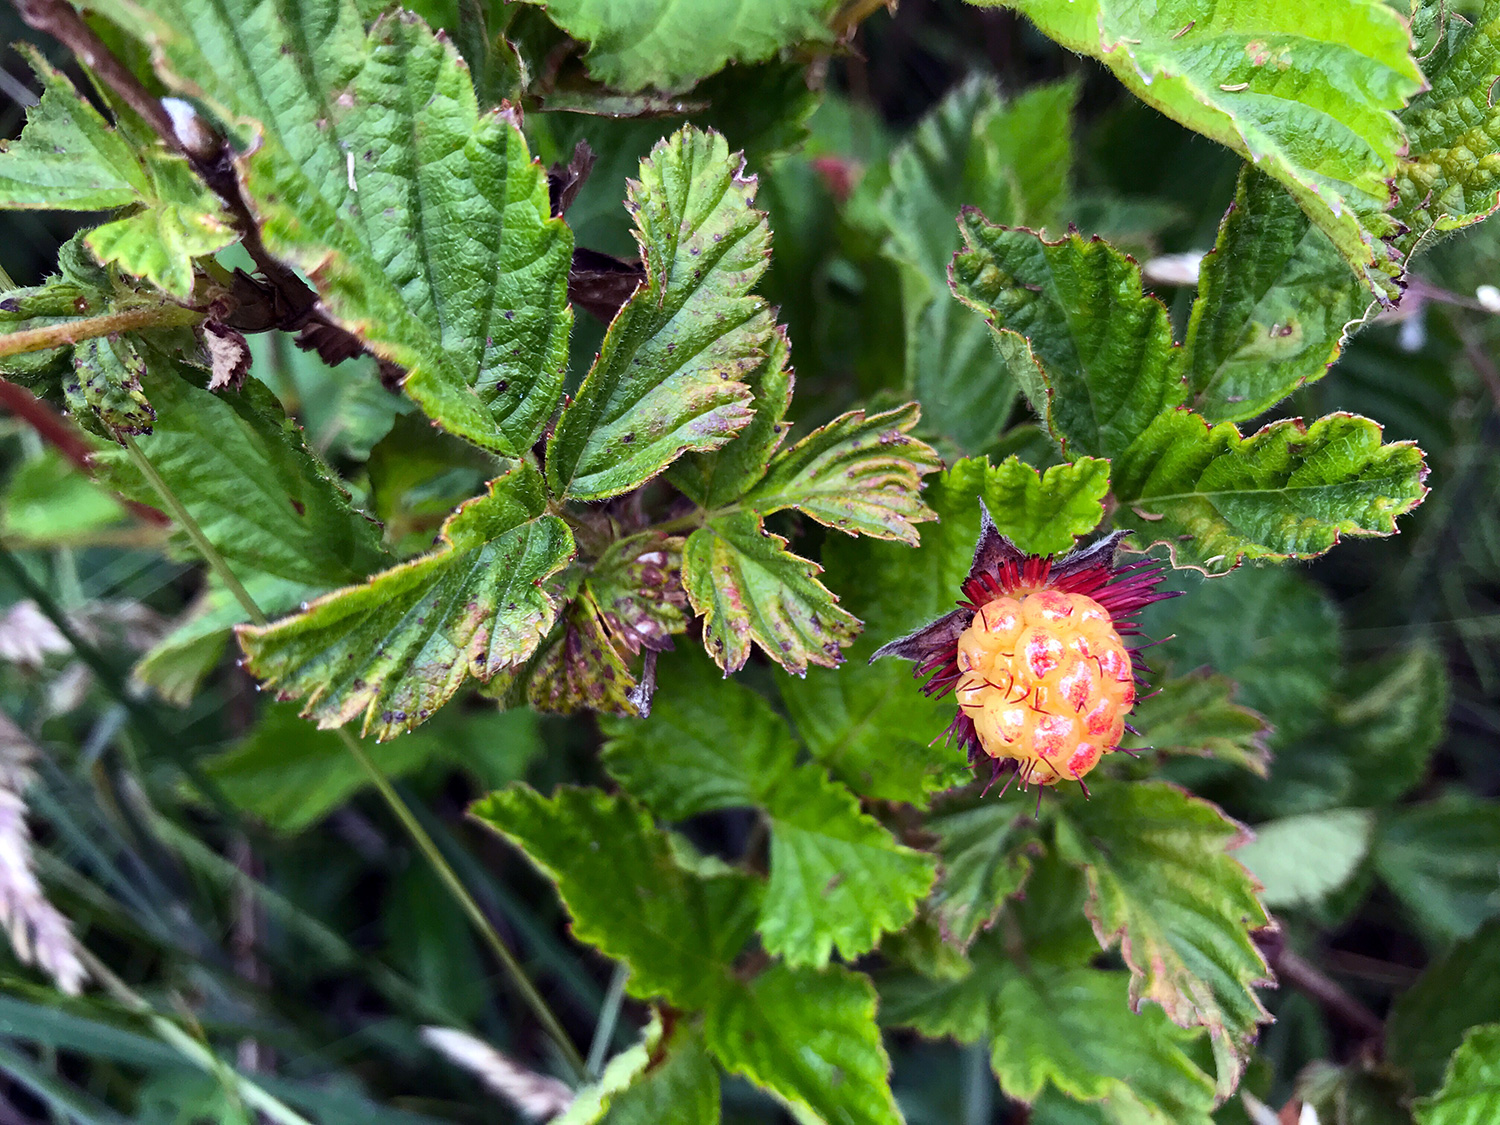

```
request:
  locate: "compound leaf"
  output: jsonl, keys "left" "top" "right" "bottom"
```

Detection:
{"left": 238, "top": 464, "right": 574, "bottom": 739}
{"left": 95, "top": 0, "right": 573, "bottom": 455}
{"left": 683, "top": 511, "right": 858, "bottom": 675}
{"left": 1053, "top": 780, "right": 1272, "bottom": 1096}
{"left": 549, "top": 127, "right": 771, "bottom": 501}
{"left": 743, "top": 402, "right": 941, "bottom": 544}
{"left": 951, "top": 214, "right": 1187, "bottom": 460}
{"left": 1112, "top": 410, "right": 1428, "bottom": 574}
{"left": 968, "top": 0, "right": 1423, "bottom": 294}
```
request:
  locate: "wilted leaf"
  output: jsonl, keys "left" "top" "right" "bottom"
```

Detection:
{"left": 967, "top": 0, "right": 1423, "bottom": 295}
{"left": 67, "top": 336, "right": 154, "bottom": 440}
{"left": 743, "top": 402, "right": 941, "bottom": 544}
{"left": 1415, "top": 1024, "right": 1500, "bottom": 1125}
{"left": 584, "top": 532, "right": 690, "bottom": 657}
{"left": 951, "top": 215, "right": 1187, "bottom": 460}
{"left": 1053, "top": 780, "right": 1272, "bottom": 1095}
{"left": 683, "top": 511, "right": 858, "bottom": 674}
{"left": 95, "top": 0, "right": 573, "bottom": 455}
{"left": 549, "top": 127, "right": 771, "bottom": 501}
{"left": 1113, "top": 410, "right": 1428, "bottom": 574}
{"left": 526, "top": 592, "right": 640, "bottom": 717}
{"left": 0, "top": 48, "right": 232, "bottom": 296}
{"left": 238, "top": 464, "right": 575, "bottom": 739}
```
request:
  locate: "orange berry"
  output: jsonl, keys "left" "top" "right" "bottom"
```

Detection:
{"left": 953, "top": 588, "right": 1136, "bottom": 786}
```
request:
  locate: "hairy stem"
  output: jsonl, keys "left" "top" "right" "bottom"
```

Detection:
{"left": 119, "top": 438, "right": 588, "bottom": 1081}
{"left": 0, "top": 303, "right": 204, "bottom": 360}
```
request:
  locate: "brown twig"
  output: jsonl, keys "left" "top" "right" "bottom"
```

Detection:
{"left": 0, "top": 303, "right": 203, "bottom": 360}
{"left": 1256, "top": 931, "right": 1385, "bottom": 1046}
{"left": 0, "top": 377, "right": 169, "bottom": 525}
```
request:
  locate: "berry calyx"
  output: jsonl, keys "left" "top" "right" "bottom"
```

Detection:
{"left": 954, "top": 588, "right": 1134, "bottom": 786}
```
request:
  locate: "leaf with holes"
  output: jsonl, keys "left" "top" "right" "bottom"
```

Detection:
{"left": 238, "top": 464, "right": 574, "bottom": 739}
{"left": 93, "top": 0, "right": 573, "bottom": 456}
{"left": 683, "top": 511, "right": 859, "bottom": 674}
{"left": 548, "top": 126, "right": 773, "bottom": 501}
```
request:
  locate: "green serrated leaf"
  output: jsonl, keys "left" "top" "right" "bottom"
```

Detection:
{"left": 473, "top": 785, "right": 760, "bottom": 1010}
{"left": 238, "top": 464, "right": 575, "bottom": 739}
{"left": 1234, "top": 808, "right": 1374, "bottom": 909}
{"left": 94, "top": 0, "right": 572, "bottom": 455}
{"left": 94, "top": 358, "right": 389, "bottom": 587}
{"left": 1336, "top": 644, "right": 1450, "bottom": 807}
{"left": 951, "top": 214, "right": 1187, "bottom": 460}
{"left": 0, "top": 48, "right": 232, "bottom": 297}
{"left": 926, "top": 799, "right": 1036, "bottom": 948}
{"left": 1185, "top": 166, "right": 1366, "bottom": 423}
{"left": 1397, "top": 0, "right": 1500, "bottom": 255}
{"left": 1126, "top": 672, "right": 1271, "bottom": 777}
{"left": 516, "top": 0, "right": 839, "bottom": 94}
{"left": 968, "top": 0, "right": 1423, "bottom": 295}
{"left": 1374, "top": 794, "right": 1500, "bottom": 945}
{"left": 683, "top": 511, "right": 859, "bottom": 674}
{"left": 743, "top": 402, "right": 941, "bottom": 544}
{"left": 1053, "top": 780, "right": 1271, "bottom": 1096}
{"left": 759, "top": 764, "right": 937, "bottom": 967}
{"left": 1415, "top": 1024, "right": 1500, "bottom": 1125}
{"left": 703, "top": 961, "right": 901, "bottom": 1125}
{"left": 67, "top": 336, "right": 155, "bottom": 439}
{"left": 1390, "top": 923, "right": 1500, "bottom": 1095}
{"left": 667, "top": 325, "right": 793, "bottom": 512}
{"left": 978, "top": 455, "right": 1110, "bottom": 557}
{"left": 526, "top": 591, "right": 641, "bottom": 717}
{"left": 549, "top": 126, "right": 771, "bottom": 500}
{"left": 584, "top": 532, "right": 690, "bottom": 658}
{"left": 595, "top": 1023, "right": 720, "bottom": 1125}
{"left": 882, "top": 938, "right": 1217, "bottom": 1125}
{"left": 1112, "top": 410, "right": 1428, "bottom": 574}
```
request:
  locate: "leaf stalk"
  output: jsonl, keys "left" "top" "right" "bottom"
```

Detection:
{"left": 0, "top": 303, "right": 204, "bottom": 360}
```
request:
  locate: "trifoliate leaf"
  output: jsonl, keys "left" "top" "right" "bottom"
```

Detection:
{"left": 702, "top": 961, "right": 900, "bottom": 1125}
{"left": 1053, "top": 780, "right": 1271, "bottom": 1096}
{"left": 977, "top": 455, "right": 1110, "bottom": 557}
{"left": 967, "top": 0, "right": 1423, "bottom": 295}
{"left": 926, "top": 799, "right": 1037, "bottom": 948}
{"left": 95, "top": 1, "right": 573, "bottom": 456}
{"left": 517, "top": 0, "right": 839, "bottom": 93}
{"left": 758, "top": 764, "right": 937, "bottom": 967}
{"left": 683, "top": 511, "right": 858, "bottom": 674}
{"left": 1398, "top": 0, "right": 1500, "bottom": 256}
{"left": 668, "top": 325, "right": 793, "bottom": 512}
{"left": 1185, "top": 166, "right": 1365, "bottom": 424}
{"left": 879, "top": 78, "right": 1076, "bottom": 452}
{"left": 1416, "top": 1025, "right": 1500, "bottom": 1125}
{"left": 0, "top": 49, "right": 231, "bottom": 297}
{"left": 549, "top": 127, "right": 771, "bottom": 501}
{"left": 882, "top": 939, "right": 1217, "bottom": 1125}
{"left": 238, "top": 464, "right": 575, "bottom": 739}
{"left": 743, "top": 403, "right": 941, "bottom": 544}
{"left": 1374, "top": 795, "right": 1500, "bottom": 945}
{"left": 67, "top": 336, "right": 154, "bottom": 440}
{"left": 951, "top": 214, "right": 1187, "bottom": 460}
{"left": 1126, "top": 672, "right": 1272, "bottom": 777}
{"left": 1235, "top": 809, "right": 1374, "bottom": 909}
{"left": 1113, "top": 410, "right": 1428, "bottom": 575}
{"left": 94, "top": 358, "right": 388, "bottom": 587}
{"left": 1390, "top": 923, "right": 1500, "bottom": 1095}
{"left": 474, "top": 785, "right": 760, "bottom": 1010}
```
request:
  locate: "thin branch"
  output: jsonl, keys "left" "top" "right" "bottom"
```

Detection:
{"left": 1257, "top": 931, "right": 1385, "bottom": 1045}
{"left": 0, "top": 303, "right": 203, "bottom": 360}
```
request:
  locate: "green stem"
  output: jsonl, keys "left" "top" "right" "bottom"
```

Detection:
{"left": 75, "top": 947, "right": 316, "bottom": 1125}
{"left": 121, "top": 437, "right": 588, "bottom": 1082}
{"left": 586, "top": 962, "right": 629, "bottom": 1077}
{"left": 0, "top": 303, "right": 202, "bottom": 359}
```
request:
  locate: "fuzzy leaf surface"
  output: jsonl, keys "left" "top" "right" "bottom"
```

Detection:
{"left": 1185, "top": 166, "right": 1365, "bottom": 423}
{"left": 683, "top": 511, "right": 858, "bottom": 674}
{"left": 516, "top": 0, "right": 839, "bottom": 94}
{"left": 68, "top": 336, "right": 154, "bottom": 439}
{"left": 882, "top": 942, "right": 1216, "bottom": 1124}
{"left": 1416, "top": 1025, "right": 1500, "bottom": 1125}
{"left": 971, "top": 0, "right": 1423, "bottom": 294}
{"left": 549, "top": 127, "right": 771, "bottom": 501}
{"left": 1127, "top": 672, "right": 1272, "bottom": 777}
{"left": 951, "top": 215, "right": 1187, "bottom": 459}
{"left": 94, "top": 0, "right": 573, "bottom": 455}
{"left": 926, "top": 801, "right": 1036, "bottom": 948}
{"left": 0, "top": 50, "right": 231, "bottom": 296}
{"left": 1053, "top": 780, "right": 1271, "bottom": 1095}
{"left": 238, "top": 464, "right": 574, "bottom": 739}
{"left": 1113, "top": 410, "right": 1428, "bottom": 574}
{"left": 94, "top": 362, "right": 387, "bottom": 587}
{"left": 743, "top": 403, "right": 941, "bottom": 544}
{"left": 979, "top": 455, "right": 1110, "bottom": 557}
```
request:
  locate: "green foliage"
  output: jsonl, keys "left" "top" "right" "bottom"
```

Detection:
{"left": 1390, "top": 924, "right": 1500, "bottom": 1096}
{"left": 967, "top": 0, "right": 1424, "bottom": 294}
{"left": 1127, "top": 673, "right": 1271, "bottom": 777}
{"left": 1374, "top": 794, "right": 1500, "bottom": 944}
{"left": 1416, "top": 1024, "right": 1500, "bottom": 1125}
{"left": 1234, "top": 808, "right": 1373, "bottom": 909}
